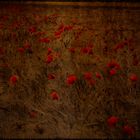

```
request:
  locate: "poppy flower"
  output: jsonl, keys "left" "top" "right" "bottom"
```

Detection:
{"left": 109, "top": 68, "right": 117, "bottom": 76}
{"left": 47, "top": 74, "right": 55, "bottom": 80}
{"left": 84, "top": 72, "right": 93, "bottom": 80}
{"left": 28, "top": 26, "right": 36, "bottom": 34}
{"left": 47, "top": 48, "right": 53, "bottom": 55}
{"left": 114, "top": 41, "right": 125, "bottom": 51}
{"left": 69, "top": 47, "right": 76, "bottom": 53}
{"left": 9, "top": 75, "right": 19, "bottom": 85}
{"left": 50, "top": 91, "right": 59, "bottom": 100}
{"left": 39, "top": 37, "right": 50, "bottom": 43}
{"left": 34, "top": 31, "right": 46, "bottom": 37}
{"left": 54, "top": 30, "right": 63, "bottom": 38}
{"left": 46, "top": 55, "right": 53, "bottom": 64}
{"left": 95, "top": 72, "right": 102, "bottom": 79}
{"left": 66, "top": 75, "right": 77, "bottom": 85}
{"left": 107, "top": 60, "right": 121, "bottom": 70}
{"left": 129, "top": 73, "right": 138, "bottom": 82}
{"left": 54, "top": 24, "right": 65, "bottom": 38}
{"left": 81, "top": 47, "right": 93, "bottom": 55}
{"left": 64, "top": 25, "right": 73, "bottom": 31}
{"left": 17, "top": 47, "right": 25, "bottom": 53}
{"left": 107, "top": 116, "right": 119, "bottom": 127}
{"left": 24, "top": 42, "right": 31, "bottom": 49}
{"left": 29, "top": 111, "right": 37, "bottom": 118}
{"left": 123, "top": 125, "right": 135, "bottom": 136}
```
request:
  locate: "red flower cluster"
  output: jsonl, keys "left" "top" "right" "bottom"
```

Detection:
{"left": 54, "top": 24, "right": 73, "bottom": 39}
{"left": 54, "top": 24, "right": 65, "bottom": 38}
{"left": 83, "top": 72, "right": 96, "bottom": 86}
{"left": 17, "top": 41, "right": 32, "bottom": 54}
{"left": 107, "top": 60, "right": 121, "bottom": 70}
{"left": 107, "top": 116, "right": 135, "bottom": 136}
{"left": 107, "top": 60, "right": 121, "bottom": 76}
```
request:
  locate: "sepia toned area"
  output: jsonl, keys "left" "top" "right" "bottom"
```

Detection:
{"left": 0, "top": 2, "right": 140, "bottom": 138}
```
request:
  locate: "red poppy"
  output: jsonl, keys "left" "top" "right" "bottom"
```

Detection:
{"left": 47, "top": 48, "right": 53, "bottom": 55}
{"left": 39, "top": 37, "right": 50, "bottom": 43}
{"left": 114, "top": 41, "right": 126, "bottom": 51}
{"left": 66, "top": 75, "right": 77, "bottom": 85}
{"left": 47, "top": 74, "right": 55, "bottom": 80}
{"left": 9, "top": 75, "right": 19, "bottom": 85}
{"left": 69, "top": 47, "right": 76, "bottom": 53}
{"left": 95, "top": 72, "right": 102, "bottom": 79}
{"left": 17, "top": 47, "right": 25, "bottom": 53}
{"left": 50, "top": 91, "right": 59, "bottom": 100}
{"left": 81, "top": 47, "right": 93, "bottom": 55}
{"left": 109, "top": 68, "right": 117, "bottom": 76}
{"left": 34, "top": 31, "right": 46, "bottom": 37}
{"left": 46, "top": 55, "right": 53, "bottom": 64}
{"left": 54, "top": 30, "right": 63, "bottom": 38}
{"left": 107, "top": 116, "right": 119, "bottom": 127}
{"left": 123, "top": 125, "right": 135, "bottom": 136}
{"left": 28, "top": 26, "right": 36, "bottom": 34}
{"left": 24, "top": 42, "right": 31, "bottom": 49}
{"left": 64, "top": 25, "right": 73, "bottom": 31}
{"left": 107, "top": 60, "right": 121, "bottom": 70}
{"left": 129, "top": 73, "right": 138, "bottom": 82}
{"left": 84, "top": 72, "right": 93, "bottom": 80}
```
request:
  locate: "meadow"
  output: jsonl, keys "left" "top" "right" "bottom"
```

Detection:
{"left": 0, "top": 3, "right": 140, "bottom": 138}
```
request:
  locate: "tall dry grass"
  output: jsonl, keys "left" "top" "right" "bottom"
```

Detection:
{"left": 0, "top": 3, "right": 140, "bottom": 138}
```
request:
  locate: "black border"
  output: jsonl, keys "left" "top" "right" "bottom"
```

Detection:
{"left": 0, "top": 0, "right": 140, "bottom": 2}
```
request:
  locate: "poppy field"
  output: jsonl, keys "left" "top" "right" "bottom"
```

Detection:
{"left": 0, "top": 3, "right": 140, "bottom": 138}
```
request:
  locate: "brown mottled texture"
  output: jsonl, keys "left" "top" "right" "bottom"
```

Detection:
{"left": 0, "top": 2, "right": 140, "bottom": 138}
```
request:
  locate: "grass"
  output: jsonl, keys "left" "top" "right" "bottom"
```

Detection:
{"left": 0, "top": 2, "right": 140, "bottom": 138}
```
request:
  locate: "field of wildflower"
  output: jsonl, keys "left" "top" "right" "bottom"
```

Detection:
{"left": 0, "top": 2, "right": 140, "bottom": 138}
